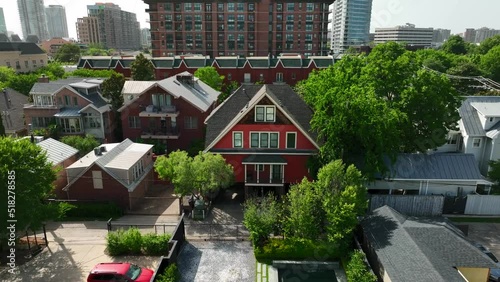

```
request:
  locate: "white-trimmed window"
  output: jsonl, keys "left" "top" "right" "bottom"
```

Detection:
{"left": 184, "top": 116, "right": 198, "bottom": 129}
{"left": 250, "top": 132, "right": 279, "bottom": 148}
{"left": 128, "top": 116, "right": 141, "bottom": 128}
{"left": 473, "top": 138, "right": 481, "bottom": 148}
{"left": 92, "top": 171, "right": 103, "bottom": 189}
{"left": 276, "top": 73, "right": 283, "bottom": 82}
{"left": 286, "top": 132, "right": 297, "bottom": 149}
{"left": 446, "top": 133, "right": 458, "bottom": 145}
{"left": 255, "top": 164, "right": 264, "bottom": 171}
{"left": 255, "top": 106, "right": 275, "bottom": 122}
{"left": 233, "top": 131, "right": 243, "bottom": 148}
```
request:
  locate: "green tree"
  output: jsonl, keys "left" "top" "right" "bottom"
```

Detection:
{"left": 489, "top": 160, "right": 500, "bottom": 185}
{"left": 102, "top": 72, "right": 125, "bottom": 141}
{"left": 36, "top": 62, "right": 65, "bottom": 79}
{"left": 9, "top": 73, "right": 38, "bottom": 95}
{"left": 447, "top": 60, "right": 484, "bottom": 95}
{"left": 283, "top": 178, "right": 322, "bottom": 240}
{"left": 441, "top": 35, "right": 468, "bottom": 55}
{"left": 130, "top": 53, "right": 154, "bottom": 81}
{"left": 194, "top": 66, "right": 224, "bottom": 91}
{"left": 155, "top": 150, "right": 194, "bottom": 197}
{"left": 299, "top": 43, "right": 461, "bottom": 175}
{"left": 478, "top": 35, "right": 500, "bottom": 54}
{"left": 219, "top": 80, "right": 240, "bottom": 103}
{"left": 481, "top": 45, "right": 500, "bottom": 82}
{"left": 316, "top": 160, "right": 368, "bottom": 246}
{"left": 345, "top": 250, "right": 377, "bottom": 282}
{"left": 192, "top": 152, "right": 234, "bottom": 198}
{"left": 102, "top": 72, "right": 125, "bottom": 111}
{"left": 416, "top": 49, "right": 454, "bottom": 72}
{"left": 0, "top": 66, "right": 15, "bottom": 83}
{"left": 0, "top": 137, "right": 60, "bottom": 247}
{"left": 242, "top": 194, "right": 280, "bottom": 247}
{"left": 54, "top": 43, "right": 81, "bottom": 63}
{"left": 60, "top": 135, "right": 100, "bottom": 156}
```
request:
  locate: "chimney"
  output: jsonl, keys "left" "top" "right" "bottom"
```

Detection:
{"left": 3, "top": 89, "right": 10, "bottom": 109}
{"left": 38, "top": 74, "right": 49, "bottom": 83}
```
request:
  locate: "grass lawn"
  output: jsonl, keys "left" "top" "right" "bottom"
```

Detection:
{"left": 448, "top": 217, "right": 500, "bottom": 223}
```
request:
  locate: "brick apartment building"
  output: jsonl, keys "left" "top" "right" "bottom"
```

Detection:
{"left": 143, "top": 0, "right": 331, "bottom": 57}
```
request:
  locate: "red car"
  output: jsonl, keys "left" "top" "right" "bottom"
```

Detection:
{"left": 87, "top": 262, "right": 154, "bottom": 282}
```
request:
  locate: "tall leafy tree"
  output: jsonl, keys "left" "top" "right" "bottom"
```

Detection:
{"left": 478, "top": 35, "right": 500, "bottom": 54}
{"left": 9, "top": 73, "right": 38, "bottom": 95}
{"left": 54, "top": 43, "right": 81, "bottom": 63}
{"left": 194, "top": 66, "right": 224, "bottom": 91}
{"left": 102, "top": 72, "right": 125, "bottom": 141}
{"left": 489, "top": 160, "right": 500, "bottom": 186}
{"left": 130, "top": 53, "right": 154, "bottom": 81}
{"left": 300, "top": 42, "right": 461, "bottom": 175}
{"left": 155, "top": 150, "right": 194, "bottom": 197}
{"left": 441, "top": 35, "right": 468, "bottom": 55}
{"left": 0, "top": 137, "right": 60, "bottom": 246}
{"left": 481, "top": 45, "right": 500, "bottom": 82}
{"left": 242, "top": 194, "right": 280, "bottom": 247}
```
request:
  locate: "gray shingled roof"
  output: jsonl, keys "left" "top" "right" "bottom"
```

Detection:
{"left": 361, "top": 206, "right": 498, "bottom": 282}
{"left": 0, "top": 42, "right": 45, "bottom": 54}
{"left": 204, "top": 84, "right": 316, "bottom": 148}
{"left": 460, "top": 96, "right": 500, "bottom": 137}
{"left": 38, "top": 138, "right": 78, "bottom": 165}
{"left": 0, "top": 88, "right": 28, "bottom": 134}
{"left": 30, "top": 77, "right": 88, "bottom": 95}
{"left": 385, "top": 153, "right": 485, "bottom": 180}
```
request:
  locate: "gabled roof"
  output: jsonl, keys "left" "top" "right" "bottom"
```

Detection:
{"left": 66, "top": 139, "right": 154, "bottom": 192}
{"left": 361, "top": 206, "right": 497, "bottom": 282}
{"left": 0, "top": 42, "right": 46, "bottom": 54}
{"left": 119, "top": 72, "right": 220, "bottom": 113}
{"left": 279, "top": 58, "right": 303, "bottom": 68}
{"left": 310, "top": 57, "right": 334, "bottom": 68}
{"left": 459, "top": 96, "right": 500, "bottom": 137}
{"left": 38, "top": 138, "right": 78, "bottom": 165}
{"left": 1, "top": 88, "right": 28, "bottom": 134}
{"left": 214, "top": 57, "right": 240, "bottom": 68}
{"left": 204, "top": 84, "right": 318, "bottom": 150}
{"left": 183, "top": 57, "right": 208, "bottom": 68}
{"left": 151, "top": 58, "right": 174, "bottom": 68}
{"left": 384, "top": 153, "right": 488, "bottom": 182}
{"left": 486, "top": 121, "right": 500, "bottom": 139}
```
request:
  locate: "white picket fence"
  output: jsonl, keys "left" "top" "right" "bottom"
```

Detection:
{"left": 465, "top": 195, "right": 500, "bottom": 215}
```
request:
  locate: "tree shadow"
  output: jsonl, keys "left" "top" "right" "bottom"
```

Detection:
{"left": 360, "top": 213, "right": 400, "bottom": 249}
{"left": 177, "top": 242, "right": 203, "bottom": 282}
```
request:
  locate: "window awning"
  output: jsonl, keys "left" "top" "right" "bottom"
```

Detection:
{"left": 54, "top": 108, "right": 82, "bottom": 117}
{"left": 242, "top": 155, "right": 287, "bottom": 165}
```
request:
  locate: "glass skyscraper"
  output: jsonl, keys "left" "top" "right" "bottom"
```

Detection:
{"left": 45, "top": 5, "right": 69, "bottom": 38}
{"left": 17, "top": 0, "right": 50, "bottom": 41}
{"left": 332, "top": 0, "right": 372, "bottom": 54}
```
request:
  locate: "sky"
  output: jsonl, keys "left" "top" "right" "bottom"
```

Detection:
{"left": 1, "top": 0, "right": 500, "bottom": 40}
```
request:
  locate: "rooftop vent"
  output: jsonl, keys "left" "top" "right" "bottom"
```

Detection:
{"left": 94, "top": 147, "right": 102, "bottom": 156}
{"left": 176, "top": 73, "right": 194, "bottom": 86}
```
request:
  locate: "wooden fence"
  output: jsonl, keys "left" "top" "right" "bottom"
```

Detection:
{"left": 369, "top": 195, "right": 444, "bottom": 217}
{"left": 464, "top": 195, "right": 500, "bottom": 215}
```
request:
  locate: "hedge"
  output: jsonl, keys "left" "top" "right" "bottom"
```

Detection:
{"left": 61, "top": 201, "right": 122, "bottom": 220}
{"left": 155, "top": 264, "right": 180, "bottom": 282}
{"left": 254, "top": 238, "right": 342, "bottom": 261}
{"left": 106, "top": 228, "right": 172, "bottom": 256}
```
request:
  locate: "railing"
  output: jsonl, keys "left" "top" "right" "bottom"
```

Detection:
{"left": 246, "top": 176, "right": 284, "bottom": 184}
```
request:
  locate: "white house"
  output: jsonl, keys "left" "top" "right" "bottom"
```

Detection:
{"left": 436, "top": 96, "right": 500, "bottom": 175}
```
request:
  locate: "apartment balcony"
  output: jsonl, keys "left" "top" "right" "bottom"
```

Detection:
{"left": 24, "top": 103, "right": 61, "bottom": 110}
{"left": 245, "top": 175, "right": 284, "bottom": 186}
{"left": 141, "top": 126, "right": 180, "bottom": 140}
{"left": 139, "top": 105, "right": 179, "bottom": 118}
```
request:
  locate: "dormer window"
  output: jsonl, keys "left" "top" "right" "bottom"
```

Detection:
{"left": 255, "top": 106, "right": 275, "bottom": 122}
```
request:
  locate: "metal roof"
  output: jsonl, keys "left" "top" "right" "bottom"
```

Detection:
{"left": 38, "top": 138, "right": 78, "bottom": 165}
{"left": 486, "top": 121, "right": 500, "bottom": 139}
{"left": 361, "top": 206, "right": 498, "bottom": 282}
{"left": 122, "top": 81, "right": 156, "bottom": 95}
{"left": 242, "top": 155, "right": 288, "bottom": 164}
{"left": 385, "top": 153, "right": 486, "bottom": 180}
{"left": 54, "top": 107, "right": 82, "bottom": 117}
{"left": 69, "top": 82, "right": 100, "bottom": 89}
{"left": 470, "top": 101, "right": 500, "bottom": 117}
{"left": 459, "top": 96, "right": 500, "bottom": 137}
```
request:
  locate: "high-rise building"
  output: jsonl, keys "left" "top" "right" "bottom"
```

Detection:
{"left": 76, "top": 17, "right": 101, "bottom": 45}
{"left": 45, "top": 5, "right": 69, "bottom": 38}
{"left": 474, "top": 27, "right": 500, "bottom": 43}
{"left": 17, "top": 0, "right": 50, "bottom": 41}
{"left": 143, "top": 1, "right": 331, "bottom": 57}
{"left": 141, "top": 28, "right": 151, "bottom": 48}
{"left": 374, "top": 24, "right": 433, "bottom": 47}
{"left": 79, "top": 3, "right": 141, "bottom": 50}
{"left": 0, "top": 8, "right": 7, "bottom": 34}
{"left": 332, "top": 0, "right": 373, "bottom": 54}
{"left": 463, "top": 28, "right": 476, "bottom": 43}
{"left": 432, "top": 29, "right": 451, "bottom": 43}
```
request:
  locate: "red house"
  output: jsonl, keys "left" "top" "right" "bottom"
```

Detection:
{"left": 119, "top": 72, "right": 220, "bottom": 151}
{"left": 204, "top": 84, "right": 319, "bottom": 197}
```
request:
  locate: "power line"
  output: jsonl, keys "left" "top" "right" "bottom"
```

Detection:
{"left": 423, "top": 66, "right": 500, "bottom": 92}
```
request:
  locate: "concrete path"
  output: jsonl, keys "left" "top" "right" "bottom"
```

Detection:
{"left": 177, "top": 241, "right": 255, "bottom": 282}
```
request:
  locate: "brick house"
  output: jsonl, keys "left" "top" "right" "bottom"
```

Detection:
{"left": 37, "top": 138, "right": 79, "bottom": 198}
{"left": 23, "top": 77, "right": 115, "bottom": 142}
{"left": 64, "top": 139, "right": 154, "bottom": 210}
{"left": 119, "top": 71, "right": 220, "bottom": 151}
{"left": 77, "top": 54, "right": 335, "bottom": 85}
{"left": 204, "top": 84, "right": 319, "bottom": 197}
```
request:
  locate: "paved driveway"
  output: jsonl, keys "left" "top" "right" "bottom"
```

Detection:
{"left": 0, "top": 220, "right": 161, "bottom": 281}
{"left": 464, "top": 222, "right": 500, "bottom": 260}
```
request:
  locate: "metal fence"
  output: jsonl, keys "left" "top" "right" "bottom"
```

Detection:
{"left": 369, "top": 194, "right": 444, "bottom": 217}
{"left": 465, "top": 195, "right": 500, "bottom": 215}
{"left": 184, "top": 223, "right": 249, "bottom": 241}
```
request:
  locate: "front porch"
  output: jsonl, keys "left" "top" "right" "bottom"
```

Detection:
{"left": 242, "top": 155, "right": 287, "bottom": 186}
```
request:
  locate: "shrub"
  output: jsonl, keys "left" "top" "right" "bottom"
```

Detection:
{"left": 243, "top": 195, "right": 280, "bottom": 247}
{"left": 344, "top": 250, "right": 377, "bottom": 282}
{"left": 156, "top": 263, "right": 179, "bottom": 282}
{"left": 255, "top": 238, "right": 341, "bottom": 261}
{"left": 122, "top": 228, "right": 142, "bottom": 255}
{"left": 62, "top": 201, "right": 122, "bottom": 220}
{"left": 106, "top": 229, "right": 128, "bottom": 256}
{"left": 142, "top": 233, "right": 171, "bottom": 255}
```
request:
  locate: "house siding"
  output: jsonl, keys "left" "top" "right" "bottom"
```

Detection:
{"left": 53, "top": 155, "right": 78, "bottom": 199}
{"left": 129, "top": 169, "right": 153, "bottom": 210}
{"left": 121, "top": 85, "right": 212, "bottom": 151}
{"left": 368, "top": 180, "right": 478, "bottom": 196}
{"left": 66, "top": 164, "right": 130, "bottom": 210}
